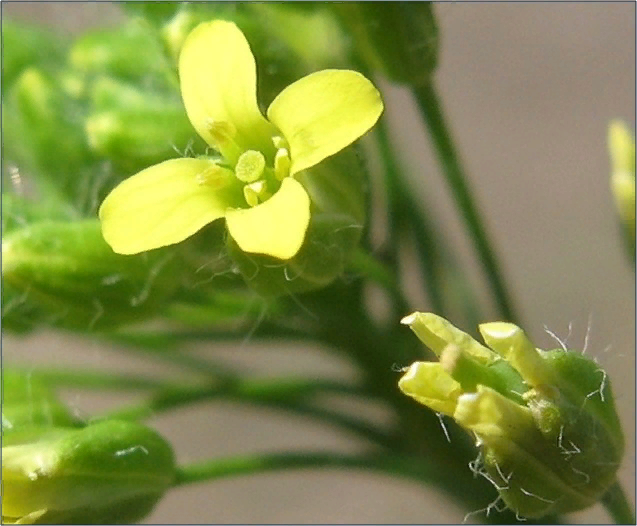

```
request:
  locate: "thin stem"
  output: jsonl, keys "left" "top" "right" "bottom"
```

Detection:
{"left": 172, "top": 450, "right": 554, "bottom": 524}
{"left": 104, "top": 377, "right": 393, "bottom": 447}
{"left": 12, "top": 368, "right": 181, "bottom": 391}
{"left": 173, "top": 451, "right": 449, "bottom": 487}
{"left": 348, "top": 248, "right": 411, "bottom": 315}
{"left": 375, "top": 120, "right": 448, "bottom": 317}
{"left": 413, "top": 81, "right": 518, "bottom": 323}
{"left": 106, "top": 332, "right": 238, "bottom": 379}
{"left": 601, "top": 479, "right": 635, "bottom": 525}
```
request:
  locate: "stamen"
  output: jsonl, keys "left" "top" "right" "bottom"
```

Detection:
{"left": 274, "top": 148, "right": 291, "bottom": 181}
{"left": 195, "top": 164, "right": 234, "bottom": 188}
{"left": 235, "top": 150, "right": 266, "bottom": 183}
{"left": 206, "top": 120, "right": 241, "bottom": 163}
{"left": 243, "top": 180, "right": 269, "bottom": 207}
{"left": 243, "top": 186, "right": 259, "bottom": 207}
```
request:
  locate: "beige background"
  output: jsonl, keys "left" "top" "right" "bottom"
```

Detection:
{"left": 2, "top": 2, "right": 635, "bottom": 524}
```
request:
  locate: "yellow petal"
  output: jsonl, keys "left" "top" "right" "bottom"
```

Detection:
{"left": 99, "top": 158, "right": 241, "bottom": 255}
{"left": 179, "top": 20, "right": 275, "bottom": 156}
{"left": 225, "top": 177, "right": 310, "bottom": 260}
{"left": 267, "top": 69, "right": 383, "bottom": 175}
{"left": 398, "top": 361, "right": 462, "bottom": 417}
{"left": 401, "top": 312, "right": 496, "bottom": 364}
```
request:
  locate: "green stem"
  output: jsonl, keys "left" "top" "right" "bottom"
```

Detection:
{"left": 412, "top": 81, "right": 518, "bottom": 323}
{"left": 173, "top": 450, "right": 449, "bottom": 487}
{"left": 348, "top": 248, "right": 411, "bottom": 315}
{"left": 172, "top": 450, "right": 553, "bottom": 524}
{"left": 12, "top": 368, "right": 181, "bottom": 391}
{"left": 104, "top": 377, "right": 393, "bottom": 447}
{"left": 106, "top": 332, "right": 238, "bottom": 379}
{"left": 601, "top": 479, "right": 635, "bottom": 524}
{"left": 375, "top": 119, "right": 448, "bottom": 317}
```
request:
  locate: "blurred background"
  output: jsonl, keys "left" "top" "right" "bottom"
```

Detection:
{"left": 2, "top": 2, "right": 635, "bottom": 524}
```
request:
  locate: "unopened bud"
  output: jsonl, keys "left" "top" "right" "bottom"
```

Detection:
{"left": 399, "top": 313, "right": 624, "bottom": 518}
{"left": 1, "top": 420, "right": 175, "bottom": 524}
{"left": 1, "top": 369, "right": 82, "bottom": 433}
{"left": 2, "top": 219, "right": 181, "bottom": 332}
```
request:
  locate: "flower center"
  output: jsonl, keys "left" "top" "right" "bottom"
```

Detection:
{"left": 205, "top": 120, "right": 292, "bottom": 208}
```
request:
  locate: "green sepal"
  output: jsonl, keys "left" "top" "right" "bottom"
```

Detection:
{"left": 2, "top": 219, "right": 182, "bottom": 332}
{"left": 440, "top": 345, "right": 526, "bottom": 405}
{"left": 227, "top": 146, "right": 367, "bottom": 295}
{"left": 1, "top": 420, "right": 175, "bottom": 524}
{"left": 330, "top": 3, "right": 439, "bottom": 86}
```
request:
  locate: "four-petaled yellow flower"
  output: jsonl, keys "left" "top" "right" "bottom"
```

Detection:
{"left": 99, "top": 20, "right": 383, "bottom": 260}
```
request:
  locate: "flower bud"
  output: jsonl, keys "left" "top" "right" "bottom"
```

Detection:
{"left": 85, "top": 76, "right": 201, "bottom": 172}
{"left": 1, "top": 193, "right": 76, "bottom": 237}
{"left": 1, "top": 420, "right": 176, "bottom": 524}
{"left": 2, "top": 219, "right": 181, "bottom": 332}
{"left": 226, "top": 146, "right": 367, "bottom": 296}
{"left": 69, "top": 20, "right": 174, "bottom": 90}
{"left": 2, "top": 369, "right": 83, "bottom": 433}
{"left": 330, "top": 3, "right": 438, "bottom": 86}
{"left": 2, "top": 20, "right": 67, "bottom": 89}
{"left": 608, "top": 120, "right": 635, "bottom": 257}
{"left": 3, "top": 68, "right": 92, "bottom": 205}
{"left": 399, "top": 312, "right": 624, "bottom": 518}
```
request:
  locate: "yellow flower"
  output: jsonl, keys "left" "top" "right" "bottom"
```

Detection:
{"left": 99, "top": 20, "right": 383, "bottom": 260}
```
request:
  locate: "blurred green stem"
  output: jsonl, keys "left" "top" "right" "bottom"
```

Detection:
{"left": 13, "top": 368, "right": 181, "bottom": 391}
{"left": 173, "top": 450, "right": 554, "bottom": 524}
{"left": 348, "top": 248, "right": 411, "bottom": 315}
{"left": 375, "top": 120, "right": 446, "bottom": 317}
{"left": 105, "top": 377, "right": 394, "bottom": 447}
{"left": 413, "top": 81, "right": 518, "bottom": 323}
{"left": 601, "top": 480, "right": 636, "bottom": 525}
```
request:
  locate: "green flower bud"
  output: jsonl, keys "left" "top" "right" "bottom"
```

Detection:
{"left": 398, "top": 312, "right": 624, "bottom": 518}
{"left": 226, "top": 146, "right": 367, "bottom": 296}
{"left": 1, "top": 420, "right": 176, "bottom": 524}
{"left": 3, "top": 68, "right": 93, "bottom": 205}
{"left": 85, "top": 76, "right": 201, "bottom": 172}
{"left": 69, "top": 20, "right": 176, "bottom": 91}
{"left": 2, "top": 369, "right": 83, "bottom": 432}
{"left": 608, "top": 120, "right": 635, "bottom": 258}
{"left": 2, "top": 219, "right": 181, "bottom": 332}
{"left": 1, "top": 20, "right": 67, "bottom": 89}
{"left": 1, "top": 193, "right": 76, "bottom": 237}
{"left": 330, "top": 3, "right": 438, "bottom": 86}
